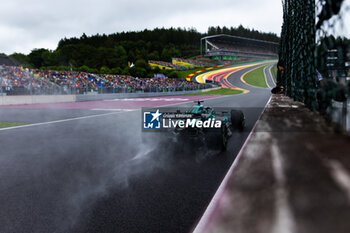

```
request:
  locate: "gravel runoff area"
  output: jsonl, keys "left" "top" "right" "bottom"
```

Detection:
{"left": 194, "top": 94, "right": 350, "bottom": 233}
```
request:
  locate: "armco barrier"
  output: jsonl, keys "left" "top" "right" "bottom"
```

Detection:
{"left": 0, "top": 88, "right": 220, "bottom": 105}
{"left": 75, "top": 87, "right": 221, "bottom": 102}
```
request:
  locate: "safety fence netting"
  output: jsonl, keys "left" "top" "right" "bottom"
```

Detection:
{"left": 279, "top": 0, "right": 350, "bottom": 130}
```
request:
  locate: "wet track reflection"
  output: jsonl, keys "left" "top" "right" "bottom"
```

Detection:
{"left": 0, "top": 64, "right": 272, "bottom": 233}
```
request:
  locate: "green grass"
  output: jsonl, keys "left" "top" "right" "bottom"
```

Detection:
{"left": 0, "top": 122, "right": 27, "bottom": 129}
{"left": 243, "top": 65, "right": 269, "bottom": 88}
{"left": 186, "top": 88, "right": 244, "bottom": 95}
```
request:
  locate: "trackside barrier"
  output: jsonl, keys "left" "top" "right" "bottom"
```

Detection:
{"left": 192, "top": 94, "right": 350, "bottom": 233}
{"left": 0, "top": 95, "right": 76, "bottom": 105}
{"left": 0, "top": 87, "right": 220, "bottom": 105}
{"left": 75, "top": 87, "right": 221, "bottom": 101}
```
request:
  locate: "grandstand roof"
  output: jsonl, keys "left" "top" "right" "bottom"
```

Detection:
{"left": 201, "top": 34, "right": 279, "bottom": 45}
{"left": 0, "top": 56, "right": 15, "bottom": 66}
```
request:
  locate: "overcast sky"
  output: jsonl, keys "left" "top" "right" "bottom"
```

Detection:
{"left": 0, "top": 0, "right": 348, "bottom": 55}
{"left": 0, "top": 0, "right": 286, "bottom": 54}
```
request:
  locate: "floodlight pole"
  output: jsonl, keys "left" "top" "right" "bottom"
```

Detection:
{"left": 205, "top": 39, "right": 208, "bottom": 54}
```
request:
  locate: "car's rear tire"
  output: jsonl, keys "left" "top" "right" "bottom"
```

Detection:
{"left": 230, "top": 110, "right": 245, "bottom": 132}
{"left": 206, "top": 125, "right": 227, "bottom": 151}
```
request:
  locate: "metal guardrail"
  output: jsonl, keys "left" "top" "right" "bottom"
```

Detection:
{"left": 0, "top": 84, "right": 216, "bottom": 96}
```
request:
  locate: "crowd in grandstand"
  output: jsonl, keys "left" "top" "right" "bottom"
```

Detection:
{"left": 0, "top": 66, "right": 56, "bottom": 92}
{"left": 148, "top": 60, "right": 178, "bottom": 69}
{"left": 0, "top": 65, "right": 207, "bottom": 95}
{"left": 172, "top": 58, "right": 216, "bottom": 67}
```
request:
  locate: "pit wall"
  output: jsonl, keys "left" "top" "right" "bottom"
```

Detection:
{"left": 0, "top": 87, "right": 220, "bottom": 105}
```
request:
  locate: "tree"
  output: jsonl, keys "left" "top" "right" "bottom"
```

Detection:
{"left": 134, "top": 59, "right": 150, "bottom": 70}
{"left": 41, "top": 50, "right": 65, "bottom": 67}
{"left": 148, "top": 50, "right": 159, "bottom": 60}
{"left": 161, "top": 47, "right": 181, "bottom": 62}
{"left": 128, "top": 50, "right": 136, "bottom": 63}
{"left": 79, "top": 65, "right": 90, "bottom": 72}
{"left": 24, "top": 27, "right": 279, "bottom": 71}
{"left": 113, "top": 45, "right": 127, "bottom": 68}
{"left": 29, "top": 48, "right": 49, "bottom": 68}
{"left": 208, "top": 26, "right": 217, "bottom": 35}
{"left": 122, "top": 67, "right": 130, "bottom": 75}
{"left": 129, "top": 67, "right": 147, "bottom": 78}
{"left": 222, "top": 26, "right": 230, "bottom": 34}
{"left": 153, "top": 66, "right": 161, "bottom": 74}
{"left": 111, "top": 67, "right": 122, "bottom": 74}
{"left": 100, "top": 66, "right": 111, "bottom": 74}
{"left": 167, "top": 71, "right": 179, "bottom": 78}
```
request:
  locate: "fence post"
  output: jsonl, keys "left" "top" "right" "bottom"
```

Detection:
{"left": 0, "top": 72, "right": 2, "bottom": 96}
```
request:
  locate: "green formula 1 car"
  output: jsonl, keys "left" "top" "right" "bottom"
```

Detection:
{"left": 173, "top": 101, "right": 245, "bottom": 151}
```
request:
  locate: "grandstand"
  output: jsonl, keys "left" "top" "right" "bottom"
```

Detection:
{"left": 200, "top": 34, "right": 278, "bottom": 59}
{"left": 148, "top": 60, "right": 177, "bottom": 70}
{"left": 172, "top": 58, "right": 217, "bottom": 68}
{"left": 0, "top": 56, "right": 15, "bottom": 66}
{"left": 149, "top": 59, "right": 217, "bottom": 70}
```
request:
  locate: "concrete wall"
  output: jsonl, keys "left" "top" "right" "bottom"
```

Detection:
{"left": 75, "top": 87, "right": 220, "bottom": 102}
{"left": 0, "top": 95, "right": 76, "bottom": 105}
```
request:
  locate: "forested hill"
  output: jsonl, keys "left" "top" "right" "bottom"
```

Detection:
{"left": 54, "top": 28, "right": 202, "bottom": 70}
{"left": 206, "top": 25, "right": 279, "bottom": 42}
{"left": 6, "top": 25, "right": 280, "bottom": 71}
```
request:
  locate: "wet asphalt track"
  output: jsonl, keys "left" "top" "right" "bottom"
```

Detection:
{"left": 0, "top": 63, "right": 274, "bottom": 233}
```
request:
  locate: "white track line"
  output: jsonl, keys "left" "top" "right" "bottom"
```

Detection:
{"left": 0, "top": 112, "right": 125, "bottom": 131}
{"left": 192, "top": 96, "right": 272, "bottom": 233}
{"left": 271, "top": 140, "right": 296, "bottom": 233}
{"left": 222, "top": 74, "right": 251, "bottom": 95}
{"left": 264, "top": 65, "right": 273, "bottom": 89}
{"left": 0, "top": 95, "right": 235, "bottom": 131}
{"left": 328, "top": 160, "right": 350, "bottom": 202}
{"left": 91, "top": 109, "right": 135, "bottom": 111}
